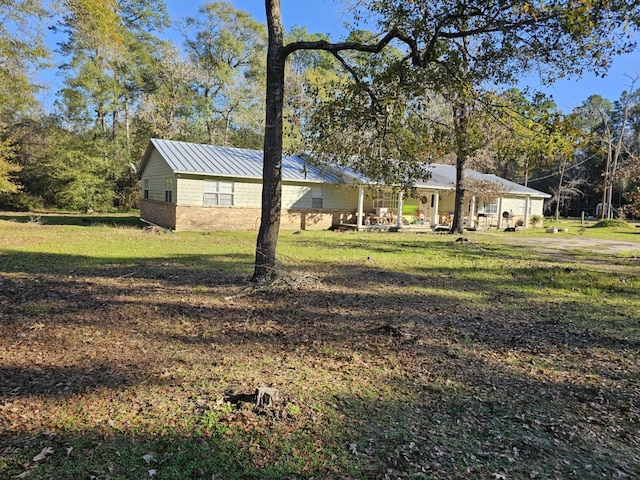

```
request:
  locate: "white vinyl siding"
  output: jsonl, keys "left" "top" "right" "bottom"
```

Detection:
{"left": 143, "top": 151, "right": 173, "bottom": 177}
{"left": 284, "top": 184, "right": 356, "bottom": 209}
{"left": 140, "top": 151, "right": 175, "bottom": 202}
{"left": 234, "top": 181, "right": 262, "bottom": 207}
{"left": 529, "top": 198, "right": 544, "bottom": 217}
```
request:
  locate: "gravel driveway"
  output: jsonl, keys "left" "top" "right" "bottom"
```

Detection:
{"left": 506, "top": 234, "right": 640, "bottom": 255}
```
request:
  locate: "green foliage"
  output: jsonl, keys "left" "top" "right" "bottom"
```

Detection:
{"left": 363, "top": 0, "right": 640, "bottom": 85}
{"left": 3, "top": 0, "right": 640, "bottom": 221}
{"left": 0, "top": 0, "right": 50, "bottom": 118}
{"left": 530, "top": 214, "right": 543, "bottom": 226}
{"left": 133, "top": 42, "right": 201, "bottom": 142}
{"left": 304, "top": 0, "right": 640, "bottom": 228}
{"left": 0, "top": 0, "right": 49, "bottom": 194}
{"left": 16, "top": 125, "right": 129, "bottom": 211}
{"left": 181, "top": 1, "right": 267, "bottom": 146}
{"left": 303, "top": 44, "right": 434, "bottom": 188}
{"left": 43, "top": 138, "right": 116, "bottom": 211}
{"left": 0, "top": 134, "right": 21, "bottom": 194}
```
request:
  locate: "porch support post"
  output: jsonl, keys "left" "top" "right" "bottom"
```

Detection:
{"left": 497, "top": 197, "right": 504, "bottom": 228}
{"left": 396, "top": 191, "right": 403, "bottom": 227}
{"left": 524, "top": 195, "right": 530, "bottom": 227}
{"left": 357, "top": 185, "right": 364, "bottom": 231}
{"left": 433, "top": 192, "right": 439, "bottom": 226}
{"left": 470, "top": 195, "right": 476, "bottom": 228}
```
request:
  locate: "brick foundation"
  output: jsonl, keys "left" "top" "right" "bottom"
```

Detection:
{"left": 140, "top": 200, "right": 356, "bottom": 232}
{"left": 140, "top": 200, "right": 176, "bottom": 229}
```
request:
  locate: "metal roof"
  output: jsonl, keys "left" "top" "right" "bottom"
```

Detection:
{"left": 334, "top": 162, "right": 550, "bottom": 198}
{"left": 413, "top": 164, "right": 551, "bottom": 197}
{"left": 140, "top": 139, "right": 550, "bottom": 198}
{"left": 141, "top": 139, "right": 343, "bottom": 183}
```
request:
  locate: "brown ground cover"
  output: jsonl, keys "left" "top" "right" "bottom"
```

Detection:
{"left": 0, "top": 221, "right": 638, "bottom": 479}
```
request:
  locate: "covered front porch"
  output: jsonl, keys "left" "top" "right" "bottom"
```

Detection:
{"left": 350, "top": 186, "right": 536, "bottom": 232}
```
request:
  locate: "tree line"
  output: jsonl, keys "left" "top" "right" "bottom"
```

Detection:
{"left": 1, "top": 0, "right": 640, "bottom": 223}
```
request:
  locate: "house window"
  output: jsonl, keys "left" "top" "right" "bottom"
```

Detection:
{"left": 518, "top": 199, "right": 532, "bottom": 215}
{"left": 311, "top": 187, "right": 323, "bottom": 209}
{"left": 204, "top": 180, "right": 234, "bottom": 206}
{"left": 373, "top": 189, "right": 397, "bottom": 208}
{"left": 165, "top": 178, "right": 173, "bottom": 203}
{"left": 143, "top": 179, "right": 149, "bottom": 200}
{"left": 484, "top": 200, "right": 498, "bottom": 214}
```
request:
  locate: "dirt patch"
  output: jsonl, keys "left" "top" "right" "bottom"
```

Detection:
{"left": 477, "top": 232, "right": 640, "bottom": 271}
{"left": 508, "top": 235, "right": 640, "bottom": 255}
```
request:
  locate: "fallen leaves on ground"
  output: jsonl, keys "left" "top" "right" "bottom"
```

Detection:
{"left": 0, "top": 230, "right": 639, "bottom": 479}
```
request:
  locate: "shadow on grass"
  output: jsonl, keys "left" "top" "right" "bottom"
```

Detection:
{"left": 0, "top": 365, "right": 140, "bottom": 397}
{"left": 1, "top": 236, "right": 638, "bottom": 478}
{"left": 1, "top": 428, "right": 312, "bottom": 479}
{"left": 0, "top": 213, "right": 144, "bottom": 228}
{"left": 1, "top": 247, "right": 637, "bottom": 352}
{"left": 0, "top": 250, "right": 253, "bottom": 286}
{"left": 2, "top": 364, "right": 638, "bottom": 480}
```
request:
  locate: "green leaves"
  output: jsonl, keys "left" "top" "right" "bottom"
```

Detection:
{"left": 181, "top": 1, "right": 267, "bottom": 146}
{"left": 0, "top": 134, "right": 21, "bottom": 194}
{"left": 0, "top": 0, "right": 49, "bottom": 118}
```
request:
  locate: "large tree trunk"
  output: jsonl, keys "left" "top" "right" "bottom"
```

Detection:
{"left": 451, "top": 100, "right": 469, "bottom": 235}
{"left": 253, "top": 0, "right": 285, "bottom": 282}
{"left": 251, "top": 2, "right": 401, "bottom": 281}
{"left": 452, "top": 155, "right": 466, "bottom": 234}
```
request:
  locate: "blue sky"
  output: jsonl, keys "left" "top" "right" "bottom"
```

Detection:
{"left": 39, "top": 1, "right": 640, "bottom": 113}
{"left": 164, "top": 1, "right": 640, "bottom": 112}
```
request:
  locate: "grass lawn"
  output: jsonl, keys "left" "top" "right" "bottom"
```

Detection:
{"left": 0, "top": 216, "right": 638, "bottom": 479}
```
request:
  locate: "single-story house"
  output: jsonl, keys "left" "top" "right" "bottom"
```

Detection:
{"left": 138, "top": 139, "right": 551, "bottom": 231}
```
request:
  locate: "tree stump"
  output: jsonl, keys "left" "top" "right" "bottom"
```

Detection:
{"left": 255, "top": 387, "right": 279, "bottom": 408}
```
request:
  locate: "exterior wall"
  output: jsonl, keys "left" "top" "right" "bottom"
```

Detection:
{"left": 235, "top": 181, "right": 263, "bottom": 207}
{"left": 139, "top": 151, "right": 549, "bottom": 231}
{"left": 140, "top": 199, "right": 177, "bottom": 229}
{"left": 142, "top": 150, "right": 174, "bottom": 178}
{"left": 530, "top": 198, "right": 544, "bottom": 217}
{"left": 171, "top": 205, "right": 347, "bottom": 232}
{"left": 172, "top": 175, "right": 359, "bottom": 210}
{"left": 174, "top": 175, "right": 264, "bottom": 207}
{"left": 140, "top": 171, "right": 361, "bottom": 231}
{"left": 285, "top": 183, "right": 358, "bottom": 209}
{"left": 175, "top": 206, "right": 262, "bottom": 231}
{"left": 176, "top": 177, "right": 204, "bottom": 206}
{"left": 141, "top": 151, "right": 175, "bottom": 203}
{"left": 499, "top": 196, "right": 546, "bottom": 227}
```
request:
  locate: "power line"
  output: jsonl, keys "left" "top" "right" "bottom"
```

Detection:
{"left": 525, "top": 152, "right": 600, "bottom": 184}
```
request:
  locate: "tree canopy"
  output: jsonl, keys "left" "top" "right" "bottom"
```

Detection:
{"left": 1, "top": 0, "right": 640, "bottom": 270}
{"left": 251, "top": 0, "right": 640, "bottom": 278}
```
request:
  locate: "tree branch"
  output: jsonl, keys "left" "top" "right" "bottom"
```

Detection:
{"left": 282, "top": 28, "right": 403, "bottom": 59}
